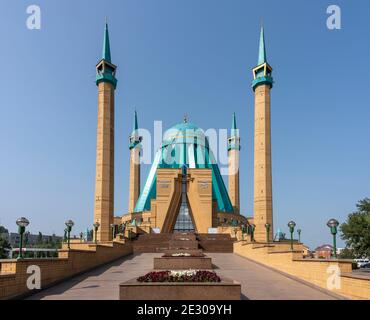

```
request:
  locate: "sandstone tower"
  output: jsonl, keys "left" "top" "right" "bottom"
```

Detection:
{"left": 93, "top": 23, "right": 117, "bottom": 241}
{"left": 128, "top": 111, "right": 142, "bottom": 213}
{"left": 228, "top": 113, "right": 240, "bottom": 214}
{"left": 252, "top": 27, "right": 274, "bottom": 242}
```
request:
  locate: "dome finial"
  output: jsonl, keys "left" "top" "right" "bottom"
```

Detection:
{"left": 183, "top": 114, "right": 188, "bottom": 123}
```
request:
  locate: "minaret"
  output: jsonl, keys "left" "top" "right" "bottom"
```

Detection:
{"left": 228, "top": 113, "right": 240, "bottom": 213}
{"left": 93, "top": 22, "right": 117, "bottom": 242}
{"left": 252, "top": 26, "right": 274, "bottom": 242}
{"left": 128, "top": 111, "right": 142, "bottom": 213}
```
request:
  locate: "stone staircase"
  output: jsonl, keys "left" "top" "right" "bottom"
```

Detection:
{"left": 197, "top": 234, "right": 236, "bottom": 253}
{"left": 132, "top": 232, "right": 236, "bottom": 253}
{"left": 132, "top": 234, "right": 172, "bottom": 253}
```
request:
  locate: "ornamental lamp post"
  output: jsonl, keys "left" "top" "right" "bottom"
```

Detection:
{"left": 265, "top": 223, "right": 271, "bottom": 244}
{"left": 250, "top": 224, "right": 256, "bottom": 242}
{"left": 65, "top": 220, "right": 74, "bottom": 250}
{"left": 110, "top": 223, "right": 117, "bottom": 240}
{"left": 16, "top": 217, "right": 29, "bottom": 259}
{"left": 297, "top": 229, "right": 302, "bottom": 243}
{"left": 327, "top": 219, "right": 339, "bottom": 258}
{"left": 287, "top": 221, "right": 296, "bottom": 251}
{"left": 93, "top": 222, "right": 100, "bottom": 244}
{"left": 241, "top": 224, "right": 246, "bottom": 241}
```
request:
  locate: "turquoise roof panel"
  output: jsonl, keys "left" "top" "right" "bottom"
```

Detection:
{"left": 134, "top": 121, "right": 234, "bottom": 213}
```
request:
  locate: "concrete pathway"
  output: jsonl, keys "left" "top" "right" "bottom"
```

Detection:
{"left": 28, "top": 253, "right": 342, "bottom": 300}
{"left": 208, "top": 253, "right": 341, "bottom": 300}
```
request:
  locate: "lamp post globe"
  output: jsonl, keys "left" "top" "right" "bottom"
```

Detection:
{"left": 65, "top": 220, "right": 74, "bottom": 249}
{"left": 265, "top": 223, "right": 271, "bottom": 244}
{"left": 287, "top": 221, "right": 296, "bottom": 251}
{"left": 16, "top": 217, "right": 29, "bottom": 259}
{"left": 16, "top": 217, "right": 30, "bottom": 228}
{"left": 327, "top": 218, "right": 339, "bottom": 258}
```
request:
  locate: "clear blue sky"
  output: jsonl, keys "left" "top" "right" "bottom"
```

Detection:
{"left": 0, "top": 0, "right": 369, "bottom": 249}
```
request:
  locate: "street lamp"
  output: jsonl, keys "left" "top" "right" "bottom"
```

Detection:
{"left": 93, "top": 222, "right": 100, "bottom": 244}
{"left": 16, "top": 217, "right": 29, "bottom": 259}
{"left": 65, "top": 220, "right": 74, "bottom": 249}
{"left": 79, "top": 232, "right": 84, "bottom": 242}
{"left": 265, "top": 223, "right": 271, "bottom": 244}
{"left": 241, "top": 224, "right": 246, "bottom": 241}
{"left": 327, "top": 218, "right": 339, "bottom": 258}
{"left": 110, "top": 223, "right": 117, "bottom": 240}
{"left": 297, "top": 229, "right": 302, "bottom": 243}
{"left": 287, "top": 221, "right": 296, "bottom": 251}
{"left": 250, "top": 224, "right": 256, "bottom": 242}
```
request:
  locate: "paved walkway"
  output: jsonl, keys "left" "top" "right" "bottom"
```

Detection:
{"left": 28, "top": 253, "right": 342, "bottom": 300}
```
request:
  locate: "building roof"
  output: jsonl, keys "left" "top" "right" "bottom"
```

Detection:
{"left": 134, "top": 120, "right": 234, "bottom": 213}
{"left": 315, "top": 244, "right": 333, "bottom": 251}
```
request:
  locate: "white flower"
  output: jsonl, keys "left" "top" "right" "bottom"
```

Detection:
{"left": 169, "top": 269, "right": 198, "bottom": 277}
{"left": 171, "top": 253, "right": 191, "bottom": 257}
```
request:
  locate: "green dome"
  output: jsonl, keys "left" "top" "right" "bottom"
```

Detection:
{"left": 162, "top": 122, "right": 207, "bottom": 148}
{"left": 134, "top": 121, "right": 234, "bottom": 213}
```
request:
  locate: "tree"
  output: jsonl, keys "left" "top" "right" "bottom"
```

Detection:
{"left": 340, "top": 198, "right": 370, "bottom": 258}
{"left": 339, "top": 247, "right": 355, "bottom": 259}
{"left": 37, "top": 232, "right": 43, "bottom": 245}
{"left": 0, "top": 237, "right": 11, "bottom": 259}
{"left": 0, "top": 226, "right": 9, "bottom": 234}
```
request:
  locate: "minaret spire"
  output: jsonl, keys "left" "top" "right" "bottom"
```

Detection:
{"left": 252, "top": 26, "right": 273, "bottom": 91}
{"left": 128, "top": 110, "right": 142, "bottom": 213}
{"left": 102, "top": 21, "right": 112, "bottom": 63}
{"left": 258, "top": 26, "right": 267, "bottom": 65}
{"left": 231, "top": 112, "right": 238, "bottom": 136}
{"left": 228, "top": 112, "right": 241, "bottom": 214}
{"left": 96, "top": 22, "right": 117, "bottom": 88}
{"left": 132, "top": 110, "right": 139, "bottom": 133}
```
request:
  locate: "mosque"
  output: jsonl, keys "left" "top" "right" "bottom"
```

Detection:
{"left": 93, "top": 23, "right": 273, "bottom": 242}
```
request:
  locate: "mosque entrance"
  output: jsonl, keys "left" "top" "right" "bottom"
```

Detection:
{"left": 173, "top": 166, "right": 195, "bottom": 232}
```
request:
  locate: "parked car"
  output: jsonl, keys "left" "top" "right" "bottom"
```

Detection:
{"left": 354, "top": 258, "right": 370, "bottom": 268}
{"left": 360, "top": 262, "right": 370, "bottom": 269}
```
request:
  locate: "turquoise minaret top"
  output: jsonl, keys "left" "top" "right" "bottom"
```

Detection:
{"left": 96, "top": 22, "right": 117, "bottom": 88}
{"left": 132, "top": 110, "right": 139, "bottom": 133}
{"left": 228, "top": 113, "right": 241, "bottom": 151}
{"left": 252, "top": 26, "right": 273, "bottom": 91}
{"left": 231, "top": 112, "right": 238, "bottom": 136}
{"left": 129, "top": 110, "right": 142, "bottom": 149}
{"left": 102, "top": 23, "right": 112, "bottom": 63}
{"left": 257, "top": 26, "right": 267, "bottom": 65}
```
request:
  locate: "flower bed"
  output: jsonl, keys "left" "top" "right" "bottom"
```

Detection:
{"left": 137, "top": 270, "right": 221, "bottom": 283}
{"left": 120, "top": 274, "right": 241, "bottom": 300}
{"left": 162, "top": 252, "right": 205, "bottom": 258}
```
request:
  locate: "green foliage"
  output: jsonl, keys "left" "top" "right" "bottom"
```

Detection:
{"left": 0, "top": 225, "right": 9, "bottom": 234}
{"left": 0, "top": 237, "right": 11, "bottom": 259}
{"left": 340, "top": 198, "right": 370, "bottom": 258}
{"left": 339, "top": 247, "right": 355, "bottom": 259}
{"left": 37, "top": 232, "right": 43, "bottom": 245}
